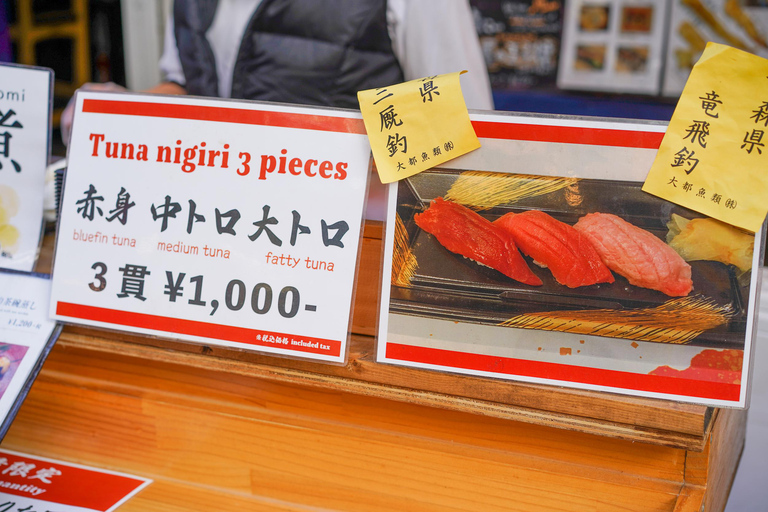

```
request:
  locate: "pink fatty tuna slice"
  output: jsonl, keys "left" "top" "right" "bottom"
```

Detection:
{"left": 573, "top": 213, "right": 693, "bottom": 296}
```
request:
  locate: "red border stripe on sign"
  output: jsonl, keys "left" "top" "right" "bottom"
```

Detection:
{"left": 0, "top": 451, "right": 146, "bottom": 512}
{"left": 385, "top": 343, "right": 740, "bottom": 401}
{"left": 82, "top": 99, "right": 664, "bottom": 148}
{"left": 57, "top": 301, "right": 341, "bottom": 357}
{"left": 470, "top": 120, "right": 664, "bottom": 149}
{"left": 82, "top": 99, "right": 367, "bottom": 134}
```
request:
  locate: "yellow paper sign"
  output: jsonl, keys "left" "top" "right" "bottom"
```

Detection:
{"left": 357, "top": 71, "right": 480, "bottom": 184}
{"left": 643, "top": 43, "right": 768, "bottom": 233}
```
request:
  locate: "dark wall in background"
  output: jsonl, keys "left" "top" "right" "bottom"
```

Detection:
{"left": 8, "top": 0, "right": 125, "bottom": 87}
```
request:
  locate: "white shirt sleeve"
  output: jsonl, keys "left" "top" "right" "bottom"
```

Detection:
{"left": 158, "top": 14, "right": 187, "bottom": 87}
{"left": 388, "top": 0, "right": 494, "bottom": 110}
{"left": 157, "top": 0, "right": 262, "bottom": 97}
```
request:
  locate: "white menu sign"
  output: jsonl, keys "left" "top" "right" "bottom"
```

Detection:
{"left": 50, "top": 92, "right": 372, "bottom": 363}
{"left": 0, "top": 64, "right": 52, "bottom": 271}
{"left": 0, "top": 271, "right": 60, "bottom": 439}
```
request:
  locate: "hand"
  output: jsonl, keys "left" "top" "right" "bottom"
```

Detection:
{"left": 60, "top": 82, "right": 127, "bottom": 146}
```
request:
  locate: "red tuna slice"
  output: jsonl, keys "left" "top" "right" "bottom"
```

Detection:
{"left": 414, "top": 198, "right": 542, "bottom": 286}
{"left": 494, "top": 210, "right": 614, "bottom": 288}
{"left": 573, "top": 212, "right": 693, "bottom": 296}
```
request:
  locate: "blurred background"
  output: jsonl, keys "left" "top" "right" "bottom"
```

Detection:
{"left": 3, "top": 0, "right": 768, "bottom": 157}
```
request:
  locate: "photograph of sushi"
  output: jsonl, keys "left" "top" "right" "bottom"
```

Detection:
{"left": 414, "top": 198, "right": 542, "bottom": 286}
{"left": 390, "top": 169, "right": 755, "bottom": 347}
{"left": 579, "top": 4, "right": 611, "bottom": 31}
{"left": 495, "top": 209, "right": 614, "bottom": 288}
{"left": 573, "top": 212, "right": 692, "bottom": 296}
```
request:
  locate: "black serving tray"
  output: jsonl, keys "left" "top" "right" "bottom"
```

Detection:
{"left": 390, "top": 169, "right": 751, "bottom": 348}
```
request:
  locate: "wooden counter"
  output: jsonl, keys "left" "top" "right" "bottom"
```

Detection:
{"left": 1, "top": 225, "right": 746, "bottom": 511}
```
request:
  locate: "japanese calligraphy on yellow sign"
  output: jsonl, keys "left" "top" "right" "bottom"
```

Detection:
{"left": 358, "top": 71, "right": 480, "bottom": 184}
{"left": 643, "top": 43, "right": 768, "bottom": 233}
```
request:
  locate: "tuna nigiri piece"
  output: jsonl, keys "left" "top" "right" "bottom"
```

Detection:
{"left": 574, "top": 213, "right": 693, "bottom": 296}
{"left": 414, "top": 198, "right": 542, "bottom": 286}
{"left": 494, "top": 210, "right": 614, "bottom": 288}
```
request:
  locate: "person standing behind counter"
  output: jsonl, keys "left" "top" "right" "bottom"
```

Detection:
{"left": 58, "top": 0, "right": 493, "bottom": 219}
{"left": 62, "top": 0, "right": 493, "bottom": 142}
{"left": 156, "top": 0, "right": 494, "bottom": 109}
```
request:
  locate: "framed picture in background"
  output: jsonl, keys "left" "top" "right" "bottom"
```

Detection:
{"left": 558, "top": 0, "right": 669, "bottom": 94}
{"left": 662, "top": 0, "right": 768, "bottom": 96}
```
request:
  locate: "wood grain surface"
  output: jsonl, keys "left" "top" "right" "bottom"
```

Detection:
{"left": 6, "top": 226, "right": 744, "bottom": 511}
{"left": 35, "top": 228, "right": 714, "bottom": 448}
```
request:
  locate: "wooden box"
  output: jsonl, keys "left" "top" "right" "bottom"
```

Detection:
{"left": 1, "top": 226, "right": 746, "bottom": 511}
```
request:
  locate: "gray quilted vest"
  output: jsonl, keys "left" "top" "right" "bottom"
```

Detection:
{"left": 174, "top": 0, "right": 404, "bottom": 108}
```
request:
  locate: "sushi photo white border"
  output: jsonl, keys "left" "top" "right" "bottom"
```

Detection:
{"left": 376, "top": 110, "right": 763, "bottom": 408}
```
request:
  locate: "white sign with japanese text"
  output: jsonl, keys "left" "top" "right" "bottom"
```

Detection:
{"left": 0, "top": 449, "right": 151, "bottom": 512}
{"left": 0, "top": 271, "right": 59, "bottom": 439}
{"left": 0, "top": 64, "right": 52, "bottom": 271}
{"left": 50, "top": 92, "right": 371, "bottom": 363}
